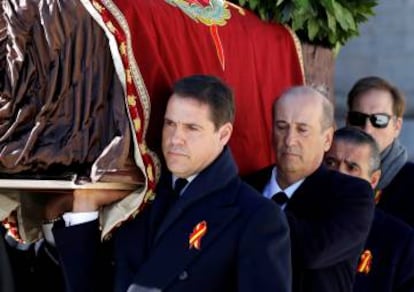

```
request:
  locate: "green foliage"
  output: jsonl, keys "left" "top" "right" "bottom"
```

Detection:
{"left": 232, "top": 0, "right": 378, "bottom": 49}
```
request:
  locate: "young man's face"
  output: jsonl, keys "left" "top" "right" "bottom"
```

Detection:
{"left": 347, "top": 89, "right": 402, "bottom": 153}
{"left": 162, "top": 94, "right": 232, "bottom": 178}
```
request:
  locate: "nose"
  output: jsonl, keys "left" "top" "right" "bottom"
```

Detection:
{"left": 337, "top": 163, "right": 345, "bottom": 173}
{"left": 284, "top": 128, "right": 296, "bottom": 146}
{"left": 170, "top": 126, "right": 185, "bottom": 145}
{"left": 361, "top": 118, "right": 375, "bottom": 135}
{"left": 338, "top": 163, "right": 350, "bottom": 176}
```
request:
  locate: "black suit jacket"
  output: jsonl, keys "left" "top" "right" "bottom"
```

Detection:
{"left": 0, "top": 228, "right": 14, "bottom": 292}
{"left": 377, "top": 161, "right": 414, "bottom": 228}
{"left": 53, "top": 148, "right": 291, "bottom": 292}
{"left": 244, "top": 165, "right": 375, "bottom": 292}
{"left": 353, "top": 209, "right": 414, "bottom": 292}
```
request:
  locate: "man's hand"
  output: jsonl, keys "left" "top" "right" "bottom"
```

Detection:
{"left": 72, "top": 189, "right": 131, "bottom": 212}
{"left": 44, "top": 189, "right": 131, "bottom": 219}
{"left": 44, "top": 192, "right": 74, "bottom": 220}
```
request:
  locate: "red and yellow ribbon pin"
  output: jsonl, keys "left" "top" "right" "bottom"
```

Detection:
{"left": 357, "top": 250, "right": 373, "bottom": 274}
{"left": 189, "top": 220, "right": 208, "bottom": 250}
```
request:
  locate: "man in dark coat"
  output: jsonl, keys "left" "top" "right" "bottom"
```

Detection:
{"left": 245, "top": 86, "right": 374, "bottom": 292}
{"left": 324, "top": 126, "right": 414, "bottom": 291}
{"left": 48, "top": 75, "right": 291, "bottom": 292}
{"left": 346, "top": 76, "right": 414, "bottom": 227}
{"left": 0, "top": 226, "right": 14, "bottom": 292}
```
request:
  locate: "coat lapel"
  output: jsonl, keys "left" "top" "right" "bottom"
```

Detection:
{"left": 133, "top": 202, "right": 239, "bottom": 290}
{"left": 285, "top": 165, "right": 328, "bottom": 212}
{"left": 153, "top": 148, "right": 238, "bottom": 244}
{"left": 154, "top": 177, "right": 227, "bottom": 243}
{"left": 148, "top": 176, "right": 174, "bottom": 245}
{"left": 133, "top": 148, "right": 241, "bottom": 289}
{"left": 243, "top": 165, "right": 274, "bottom": 193}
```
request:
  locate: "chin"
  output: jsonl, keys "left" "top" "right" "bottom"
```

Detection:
{"left": 279, "top": 155, "right": 299, "bottom": 164}
{"left": 166, "top": 162, "right": 186, "bottom": 175}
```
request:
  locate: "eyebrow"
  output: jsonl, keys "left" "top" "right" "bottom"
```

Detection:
{"left": 164, "top": 117, "right": 204, "bottom": 129}
{"left": 274, "top": 120, "right": 310, "bottom": 127}
{"left": 325, "top": 155, "right": 337, "bottom": 161}
{"left": 344, "top": 160, "right": 361, "bottom": 169}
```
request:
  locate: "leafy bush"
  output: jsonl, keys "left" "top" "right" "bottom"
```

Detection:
{"left": 233, "top": 0, "right": 378, "bottom": 49}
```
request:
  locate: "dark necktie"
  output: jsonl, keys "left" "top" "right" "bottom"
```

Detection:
{"left": 174, "top": 178, "right": 188, "bottom": 197}
{"left": 271, "top": 191, "right": 289, "bottom": 206}
{"left": 161, "top": 178, "right": 189, "bottom": 219}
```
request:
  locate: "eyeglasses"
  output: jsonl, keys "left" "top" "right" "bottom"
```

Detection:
{"left": 347, "top": 111, "right": 392, "bottom": 129}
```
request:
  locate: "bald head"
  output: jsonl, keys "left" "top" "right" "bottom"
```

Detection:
{"left": 273, "top": 86, "right": 334, "bottom": 132}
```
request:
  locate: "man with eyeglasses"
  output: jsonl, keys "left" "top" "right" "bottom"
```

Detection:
{"left": 347, "top": 76, "right": 414, "bottom": 227}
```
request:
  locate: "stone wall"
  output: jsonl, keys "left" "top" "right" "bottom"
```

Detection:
{"left": 334, "top": 0, "right": 414, "bottom": 161}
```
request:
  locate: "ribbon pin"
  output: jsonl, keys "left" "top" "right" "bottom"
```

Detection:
{"left": 357, "top": 250, "right": 373, "bottom": 274}
{"left": 189, "top": 220, "right": 208, "bottom": 250}
{"left": 374, "top": 189, "right": 382, "bottom": 205}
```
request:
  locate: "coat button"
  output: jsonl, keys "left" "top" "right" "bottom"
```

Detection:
{"left": 178, "top": 271, "right": 188, "bottom": 280}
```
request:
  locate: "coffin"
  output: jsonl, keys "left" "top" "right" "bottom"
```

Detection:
{"left": 0, "top": 0, "right": 304, "bottom": 242}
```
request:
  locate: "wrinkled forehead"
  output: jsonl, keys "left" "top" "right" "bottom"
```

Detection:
{"left": 274, "top": 94, "right": 323, "bottom": 125}
{"left": 328, "top": 140, "right": 371, "bottom": 165}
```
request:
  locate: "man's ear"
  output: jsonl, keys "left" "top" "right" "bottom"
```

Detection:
{"left": 370, "top": 169, "right": 381, "bottom": 189}
{"left": 323, "top": 127, "right": 334, "bottom": 152}
{"left": 393, "top": 117, "right": 403, "bottom": 138}
{"left": 218, "top": 122, "right": 233, "bottom": 146}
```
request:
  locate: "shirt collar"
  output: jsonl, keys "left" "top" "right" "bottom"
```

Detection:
{"left": 172, "top": 174, "right": 197, "bottom": 195}
{"left": 263, "top": 166, "right": 304, "bottom": 200}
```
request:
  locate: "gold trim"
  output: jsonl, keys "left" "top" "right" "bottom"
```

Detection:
{"left": 225, "top": 1, "right": 245, "bottom": 15}
{"left": 101, "top": 0, "right": 161, "bottom": 183}
{"left": 283, "top": 25, "right": 306, "bottom": 84}
{"left": 101, "top": 0, "right": 150, "bottom": 136}
{"left": 79, "top": 0, "right": 162, "bottom": 239}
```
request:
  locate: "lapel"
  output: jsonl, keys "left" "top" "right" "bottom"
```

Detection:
{"left": 132, "top": 148, "right": 241, "bottom": 289}
{"left": 285, "top": 165, "right": 328, "bottom": 212}
{"left": 147, "top": 175, "right": 174, "bottom": 245}
{"left": 134, "top": 193, "right": 240, "bottom": 290}
{"left": 153, "top": 147, "right": 239, "bottom": 244}
{"left": 243, "top": 165, "right": 274, "bottom": 193}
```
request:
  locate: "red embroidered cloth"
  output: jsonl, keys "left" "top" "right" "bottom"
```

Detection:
{"left": 91, "top": 0, "right": 304, "bottom": 178}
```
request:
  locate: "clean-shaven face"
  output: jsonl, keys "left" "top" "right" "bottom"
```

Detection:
{"left": 273, "top": 93, "right": 333, "bottom": 187}
{"left": 348, "top": 89, "right": 401, "bottom": 152}
{"left": 325, "top": 140, "right": 373, "bottom": 182}
{"left": 162, "top": 94, "right": 231, "bottom": 178}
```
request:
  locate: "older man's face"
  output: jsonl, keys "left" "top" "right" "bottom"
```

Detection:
{"left": 273, "top": 93, "right": 333, "bottom": 186}
{"left": 325, "top": 140, "right": 373, "bottom": 183}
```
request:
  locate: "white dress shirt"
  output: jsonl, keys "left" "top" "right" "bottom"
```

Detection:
{"left": 262, "top": 166, "right": 304, "bottom": 209}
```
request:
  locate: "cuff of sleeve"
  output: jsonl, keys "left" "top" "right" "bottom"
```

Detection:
{"left": 62, "top": 211, "right": 99, "bottom": 227}
{"left": 42, "top": 223, "right": 56, "bottom": 246}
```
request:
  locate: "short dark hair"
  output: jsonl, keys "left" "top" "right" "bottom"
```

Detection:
{"left": 347, "top": 76, "right": 406, "bottom": 118}
{"left": 333, "top": 127, "right": 381, "bottom": 174}
{"left": 172, "top": 75, "right": 235, "bottom": 129}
